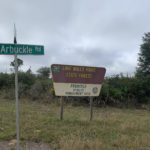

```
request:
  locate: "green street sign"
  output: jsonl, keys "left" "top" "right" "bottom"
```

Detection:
{"left": 0, "top": 43, "right": 44, "bottom": 55}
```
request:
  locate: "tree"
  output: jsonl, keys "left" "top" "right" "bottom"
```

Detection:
{"left": 37, "top": 67, "right": 50, "bottom": 78}
{"left": 136, "top": 32, "right": 150, "bottom": 77}
{"left": 26, "top": 66, "right": 32, "bottom": 74}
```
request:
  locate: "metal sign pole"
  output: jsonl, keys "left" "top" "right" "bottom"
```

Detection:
{"left": 14, "top": 25, "right": 20, "bottom": 150}
{"left": 15, "top": 54, "right": 20, "bottom": 150}
{"left": 0, "top": 26, "right": 44, "bottom": 150}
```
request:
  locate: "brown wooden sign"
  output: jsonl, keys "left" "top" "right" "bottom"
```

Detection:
{"left": 51, "top": 64, "right": 106, "bottom": 84}
{"left": 51, "top": 64, "right": 106, "bottom": 97}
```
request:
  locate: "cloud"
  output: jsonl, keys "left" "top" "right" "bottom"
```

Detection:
{"left": 0, "top": 0, "right": 150, "bottom": 76}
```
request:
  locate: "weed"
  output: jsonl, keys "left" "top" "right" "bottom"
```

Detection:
{"left": 0, "top": 99, "right": 150, "bottom": 149}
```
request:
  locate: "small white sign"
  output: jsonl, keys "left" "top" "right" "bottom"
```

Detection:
{"left": 53, "top": 83, "right": 102, "bottom": 96}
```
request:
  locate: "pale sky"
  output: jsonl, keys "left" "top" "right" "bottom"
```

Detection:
{"left": 0, "top": 0, "right": 150, "bottom": 76}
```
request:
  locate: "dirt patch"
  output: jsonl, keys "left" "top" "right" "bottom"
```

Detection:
{"left": 0, "top": 140, "right": 51, "bottom": 150}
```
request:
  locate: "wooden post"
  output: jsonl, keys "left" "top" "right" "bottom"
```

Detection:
{"left": 60, "top": 96, "right": 64, "bottom": 120}
{"left": 90, "top": 97, "right": 93, "bottom": 121}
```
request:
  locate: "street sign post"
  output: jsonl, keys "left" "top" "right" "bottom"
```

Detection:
{"left": 0, "top": 26, "right": 44, "bottom": 150}
{"left": 51, "top": 64, "right": 106, "bottom": 121}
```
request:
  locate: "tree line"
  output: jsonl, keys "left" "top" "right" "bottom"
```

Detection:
{"left": 0, "top": 32, "right": 150, "bottom": 107}
{"left": 0, "top": 66, "right": 53, "bottom": 100}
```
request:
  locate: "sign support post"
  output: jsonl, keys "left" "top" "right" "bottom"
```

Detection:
{"left": 15, "top": 54, "right": 20, "bottom": 150}
{"left": 14, "top": 25, "right": 20, "bottom": 150}
{"left": 60, "top": 96, "right": 64, "bottom": 120}
{"left": 90, "top": 97, "right": 93, "bottom": 121}
{"left": 0, "top": 26, "right": 44, "bottom": 150}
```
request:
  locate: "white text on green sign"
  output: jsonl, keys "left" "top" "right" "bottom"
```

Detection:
{"left": 0, "top": 43, "right": 44, "bottom": 55}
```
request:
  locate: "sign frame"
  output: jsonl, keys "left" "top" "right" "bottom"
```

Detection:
{"left": 51, "top": 64, "right": 106, "bottom": 97}
{"left": 51, "top": 64, "right": 106, "bottom": 121}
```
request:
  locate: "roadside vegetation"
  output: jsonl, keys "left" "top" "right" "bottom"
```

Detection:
{"left": 0, "top": 70, "right": 150, "bottom": 108}
{"left": 1, "top": 33, "right": 150, "bottom": 107}
{"left": 1, "top": 98, "right": 150, "bottom": 150}
{"left": 0, "top": 33, "right": 150, "bottom": 149}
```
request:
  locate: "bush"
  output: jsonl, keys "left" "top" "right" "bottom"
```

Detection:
{"left": 1, "top": 71, "right": 150, "bottom": 107}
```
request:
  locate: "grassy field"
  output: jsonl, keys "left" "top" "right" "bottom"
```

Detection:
{"left": 1, "top": 98, "right": 150, "bottom": 150}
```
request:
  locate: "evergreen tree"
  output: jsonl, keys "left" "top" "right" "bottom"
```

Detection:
{"left": 136, "top": 32, "right": 150, "bottom": 77}
{"left": 37, "top": 67, "right": 50, "bottom": 78}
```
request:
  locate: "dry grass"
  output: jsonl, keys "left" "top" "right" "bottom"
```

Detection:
{"left": 1, "top": 98, "right": 150, "bottom": 150}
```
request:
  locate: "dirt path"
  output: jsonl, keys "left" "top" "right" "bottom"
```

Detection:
{"left": 0, "top": 140, "right": 51, "bottom": 150}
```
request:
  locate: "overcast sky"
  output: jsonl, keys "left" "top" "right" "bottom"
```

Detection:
{"left": 0, "top": 0, "right": 150, "bottom": 76}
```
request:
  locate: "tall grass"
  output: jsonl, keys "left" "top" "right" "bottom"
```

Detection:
{"left": 0, "top": 98, "right": 150, "bottom": 150}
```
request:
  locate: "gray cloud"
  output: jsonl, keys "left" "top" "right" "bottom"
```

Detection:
{"left": 0, "top": 0, "right": 150, "bottom": 76}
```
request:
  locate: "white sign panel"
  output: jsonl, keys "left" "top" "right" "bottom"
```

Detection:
{"left": 53, "top": 83, "right": 102, "bottom": 96}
